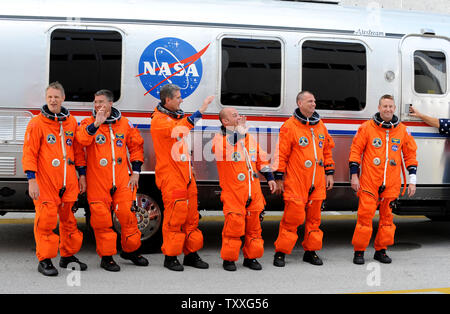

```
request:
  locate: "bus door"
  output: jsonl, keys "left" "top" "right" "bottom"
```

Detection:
{"left": 400, "top": 34, "right": 450, "bottom": 184}
{"left": 400, "top": 34, "right": 450, "bottom": 120}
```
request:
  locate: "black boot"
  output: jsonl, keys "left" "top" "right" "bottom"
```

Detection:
{"left": 59, "top": 255, "right": 88, "bottom": 271}
{"left": 303, "top": 251, "right": 323, "bottom": 266}
{"left": 374, "top": 249, "right": 392, "bottom": 264}
{"left": 164, "top": 255, "right": 184, "bottom": 271}
{"left": 243, "top": 258, "right": 262, "bottom": 270}
{"left": 38, "top": 259, "right": 58, "bottom": 276}
{"left": 223, "top": 260, "right": 237, "bottom": 271}
{"left": 100, "top": 256, "right": 120, "bottom": 272}
{"left": 273, "top": 252, "right": 285, "bottom": 267}
{"left": 353, "top": 251, "right": 365, "bottom": 265}
{"left": 120, "top": 250, "right": 149, "bottom": 266}
{"left": 183, "top": 252, "right": 209, "bottom": 269}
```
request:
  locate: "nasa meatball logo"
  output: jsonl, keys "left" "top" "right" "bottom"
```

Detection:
{"left": 137, "top": 37, "right": 210, "bottom": 99}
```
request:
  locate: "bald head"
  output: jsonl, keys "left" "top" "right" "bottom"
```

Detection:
{"left": 219, "top": 107, "right": 240, "bottom": 127}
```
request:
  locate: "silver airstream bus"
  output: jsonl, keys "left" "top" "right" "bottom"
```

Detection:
{"left": 0, "top": 0, "right": 448, "bottom": 246}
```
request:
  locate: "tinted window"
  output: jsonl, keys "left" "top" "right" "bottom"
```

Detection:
{"left": 221, "top": 38, "right": 281, "bottom": 107}
{"left": 302, "top": 40, "right": 366, "bottom": 111}
{"left": 49, "top": 29, "right": 122, "bottom": 102}
{"left": 414, "top": 50, "right": 447, "bottom": 95}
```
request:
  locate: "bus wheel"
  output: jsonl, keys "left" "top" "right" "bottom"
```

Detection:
{"left": 113, "top": 193, "right": 163, "bottom": 253}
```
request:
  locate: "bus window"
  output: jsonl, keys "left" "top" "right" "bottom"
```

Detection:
{"left": 49, "top": 29, "right": 122, "bottom": 102}
{"left": 302, "top": 40, "right": 367, "bottom": 111}
{"left": 221, "top": 37, "right": 281, "bottom": 108}
{"left": 414, "top": 50, "right": 447, "bottom": 95}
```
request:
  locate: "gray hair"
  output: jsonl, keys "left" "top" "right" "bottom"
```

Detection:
{"left": 46, "top": 81, "right": 65, "bottom": 96}
{"left": 296, "top": 90, "right": 313, "bottom": 103}
{"left": 160, "top": 84, "right": 181, "bottom": 105}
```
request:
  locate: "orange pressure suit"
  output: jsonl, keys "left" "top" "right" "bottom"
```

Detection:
{"left": 150, "top": 105, "right": 203, "bottom": 257}
{"left": 212, "top": 128, "right": 273, "bottom": 262}
{"left": 349, "top": 113, "right": 417, "bottom": 251}
{"left": 273, "top": 109, "right": 335, "bottom": 254}
{"left": 22, "top": 105, "right": 85, "bottom": 261}
{"left": 76, "top": 108, "right": 144, "bottom": 257}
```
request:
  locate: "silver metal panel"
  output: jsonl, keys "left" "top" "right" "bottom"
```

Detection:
{"left": 2, "top": 0, "right": 449, "bottom": 38}
{"left": 0, "top": 117, "right": 13, "bottom": 142}
{"left": 15, "top": 116, "right": 32, "bottom": 142}
{"left": 0, "top": 110, "right": 33, "bottom": 144}
{"left": 0, "top": 157, "right": 16, "bottom": 176}
{"left": 414, "top": 137, "right": 450, "bottom": 184}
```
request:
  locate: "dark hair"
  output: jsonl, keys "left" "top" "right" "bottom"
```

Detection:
{"left": 160, "top": 84, "right": 180, "bottom": 105}
{"left": 95, "top": 89, "right": 114, "bottom": 102}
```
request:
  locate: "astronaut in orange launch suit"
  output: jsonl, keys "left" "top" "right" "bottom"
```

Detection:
{"left": 23, "top": 82, "right": 87, "bottom": 276}
{"left": 272, "top": 91, "right": 335, "bottom": 267}
{"left": 150, "top": 83, "right": 214, "bottom": 271}
{"left": 212, "top": 107, "right": 276, "bottom": 271}
{"left": 349, "top": 94, "right": 417, "bottom": 264}
{"left": 76, "top": 89, "right": 148, "bottom": 272}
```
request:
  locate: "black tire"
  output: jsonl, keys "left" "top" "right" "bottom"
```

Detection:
{"left": 112, "top": 192, "right": 164, "bottom": 254}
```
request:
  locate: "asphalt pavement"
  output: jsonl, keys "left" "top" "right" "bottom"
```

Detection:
{"left": 0, "top": 211, "right": 449, "bottom": 296}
